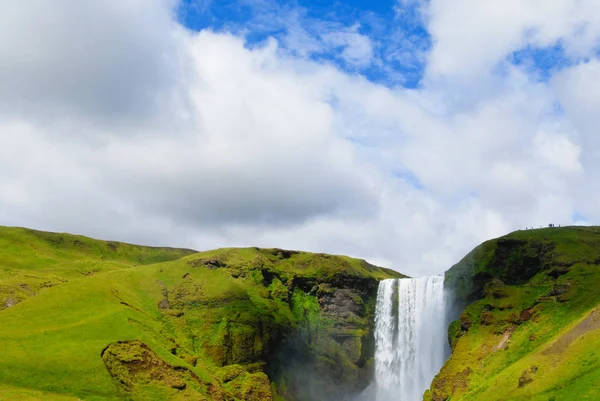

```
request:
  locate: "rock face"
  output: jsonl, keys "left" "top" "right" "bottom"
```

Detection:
{"left": 2, "top": 297, "right": 18, "bottom": 309}
{"left": 320, "top": 288, "right": 363, "bottom": 320}
{"left": 274, "top": 278, "right": 381, "bottom": 401}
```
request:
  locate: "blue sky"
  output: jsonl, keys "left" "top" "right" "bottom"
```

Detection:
{"left": 177, "top": 0, "right": 580, "bottom": 88}
{"left": 178, "top": 0, "right": 430, "bottom": 87}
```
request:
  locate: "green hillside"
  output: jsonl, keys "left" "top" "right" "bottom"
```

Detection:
{"left": 0, "top": 226, "right": 196, "bottom": 309}
{"left": 0, "top": 226, "right": 402, "bottom": 401}
{"left": 428, "top": 226, "right": 600, "bottom": 401}
{"left": 10, "top": 224, "right": 599, "bottom": 401}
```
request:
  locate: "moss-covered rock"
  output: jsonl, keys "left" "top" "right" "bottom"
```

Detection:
{"left": 102, "top": 340, "right": 229, "bottom": 400}
{"left": 217, "top": 365, "right": 273, "bottom": 401}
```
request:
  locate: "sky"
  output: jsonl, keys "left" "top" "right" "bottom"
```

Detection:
{"left": 0, "top": 0, "right": 599, "bottom": 276}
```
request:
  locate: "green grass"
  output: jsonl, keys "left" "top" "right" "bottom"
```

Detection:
{"left": 0, "top": 226, "right": 196, "bottom": 309}
{"left": 431, "top": 226, "right": 600, "bottom": 401}
{"left": 0, "top": 383, "right": 81, "bottom": 400}
{"left": 0, "top": 226, "right": 401, "bottom": 400}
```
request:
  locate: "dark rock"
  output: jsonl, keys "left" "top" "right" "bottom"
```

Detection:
{"left": 490, "top": 239, "right": 555, "bottom": 284}
{"left": 186, "top": 258, "right": 227, "bottom": 269}
{"left": 291, "top": 272, "right": 379, "bottom": 296}
{"left": 165, "top": 309, "right": 184, "bottom": 317}
{"left": 261, "top": 248, "right": 299, "bottom": 259}
{"left": 506, "top": 312, "right": 520, "bottom": 325}
{"left": 158, "top": 298, "right": 170, "bottom": 309}
{"left": 548, "top": 266, "right": 570, "bottom": 278}
{"left": 518, "top": 371, "right": 533, "bottom": 387}
{"left": 480, "top": 311, "right": 494, "bottom": 325}
{"left": 471, "top": 271, "right": 494, "bottom": 299}
{"left": 520, "top": 308, "right": 534, "bottom": 322}
{"left": 274, "top": 249, "right": 298, "bottom": 259}
{"left": 459, "top": 313, "right": 472, "bottom": 331}
{"left": 167, "top": 378, "right": 186, "bottom": 389}
{"left": 549, "top": 284, "right": 570, "bottom": 296}
{"left": 2, "top": 297, "right": 18, "bottom": 309}
{"left": 319, "top": 289, "right": 363, "bottom": 321}
{"left": 267, "top": 272, "right": 385, "bottom": 401}
{"left": 518, "top": 366, "right": 538, "bottom": 387}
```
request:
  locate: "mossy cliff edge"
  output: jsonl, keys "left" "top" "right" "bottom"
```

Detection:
{"left": 0, "top": 226, "right": 403, "bottom": 400}
{"left": 427, "top": 226, "right": 600, "bottom": 401}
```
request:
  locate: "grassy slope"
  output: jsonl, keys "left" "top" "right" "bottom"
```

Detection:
{"left": 0, "top": 226, "right": 196, "bottom": 308}
{"left": 429, "top": 226, "right": 600, "bottom": 401}
{"left": 0, "top": 384, "right": 81, "bottom": 400}
{"left": 0, "top": 227, "right": 401, "bottom": 400}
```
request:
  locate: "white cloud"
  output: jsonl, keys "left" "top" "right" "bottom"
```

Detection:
{"left": 552, "top": 60, "right": 600, "bottom": 156}
{"left": 424, "top": 0, "right": 600, "bottom": 82}
{"left": 533, "top": 130, "right": 582, "bottom": 173}
{"left": 0, "top": 0, "right": 187, "bottom": 128}
{"left": 321, "top": 26, "right": 374, "bottom": 67}
{"left": 551, "top": 60, "right": 600, "bottom": 222}
{"left": 0, "top": 0, "right": 598, "bottom": 276}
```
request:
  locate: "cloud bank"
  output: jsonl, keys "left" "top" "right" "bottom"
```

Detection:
{"left": 0, "top": 0, "right": 598, "bottom": 275}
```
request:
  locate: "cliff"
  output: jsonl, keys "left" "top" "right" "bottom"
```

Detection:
{"left": 0, "top": 226, "right": 403, "bottom": 400}
{"left": 427, "top": 226, "right": 600, "bottom": 401}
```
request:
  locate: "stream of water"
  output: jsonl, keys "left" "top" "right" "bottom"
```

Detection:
{"left": 373, "top": 276, "right": 450, "bottom": 401}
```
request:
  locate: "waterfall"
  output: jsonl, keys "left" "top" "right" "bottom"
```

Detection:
{"left": 374, "top": 276, "right": 449, "bottom": 401}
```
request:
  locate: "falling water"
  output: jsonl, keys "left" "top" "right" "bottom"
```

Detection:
{"left": 374, "top": 276, "right": 449, "bottom": 401}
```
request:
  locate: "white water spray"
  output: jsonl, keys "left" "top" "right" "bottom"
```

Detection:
{"left": 374, "top": 276, "right": 449, "bottom": 401}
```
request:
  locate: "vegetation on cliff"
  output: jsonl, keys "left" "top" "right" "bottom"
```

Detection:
{"left": 0, "top": 226, "right": 402, "bottom": 400}
{"left": 428, "top": 226, "right": 600, "bottom": 401}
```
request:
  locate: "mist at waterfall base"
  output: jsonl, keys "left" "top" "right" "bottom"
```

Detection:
{"left": 360, "top": 276, "right": 453, "bottom": 401}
